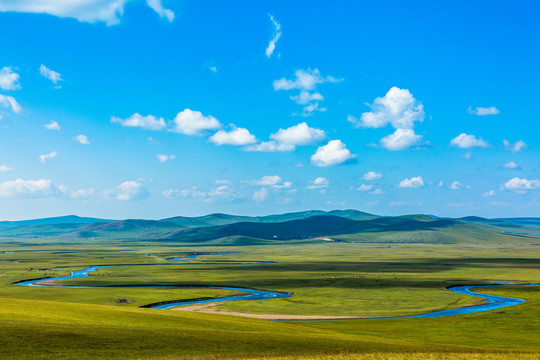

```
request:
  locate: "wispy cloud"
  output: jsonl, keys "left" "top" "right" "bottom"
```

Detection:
{"left": 467, "top": 106, "right": 500, "bottom": 116}
{"left": 265, "top": 14, "right": 282, "bottom": 58}
{"left": 0, "top": 0, "right": 175, "bottom": 26}
{"left": 39, "top": 151, "right": 57, "bottom": 163}
{"left": 40, "top": 64, "right": 62, "bottom": 88}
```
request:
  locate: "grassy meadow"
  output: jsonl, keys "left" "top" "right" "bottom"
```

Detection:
{"left": 0, "top": 234, "right": 539, "bottom": 359}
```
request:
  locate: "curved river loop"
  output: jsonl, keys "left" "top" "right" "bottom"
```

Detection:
{"left": 14, "top": 252, "right": 539, "bottom": 321}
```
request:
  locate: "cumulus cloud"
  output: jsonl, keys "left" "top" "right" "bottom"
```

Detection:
{"left": 380, "top": 128, "right": 422, "bottom": 150}
{"left": 43, "top": 120, "right": 60, "bottom": 130}
{"left": 265, "top": 14, "right": 281, "bottom": 58}
{"left": 311, "top": 140, "right": 355, "bottom": 167}
{"left": 467, "top": 106, "right": 500, "bottom": 116}
{"left": 503, "top": 177, "right": 540, "bottom": 190}
{"left": 0, "top": 179, "right": 55, "bottom": 198}
{"left": 357, "top": 184, "right": 373, "bottom": 191}
{"left": 398, "top": 176, "right": 424, "bottom": 188}
{"left": 270, "top": 122, "right": 326, "bottom": 146}
{"left": 112, "top": 180, "right": 148, "bottom": 201}
{"left": 348, "top": 87, "right": 424, "bottom": 129}
{"left": 362, "top": 171, "right": 382, "bottom": 181}
{"left": 244, "top": 141, "right": 295, "bottom": 152}
{"left": 253, "top": 187, "right": 269, "bottom": 202}
{"left": 503, "top": 139, "right": 527, "bottom": 153}
{"left": 157, "top": 154, "right": 175, "bottom": 163}
{"left": 74, "top": 134, "right": 90, "bottom": 145}
{"left": 290, "top": 91, "right": 323, "bottom": 105}
{"left": 70, "top": 188, "right": 95, "bottom": 199}
{"left": 0, "top": 66, "right": 20, "bottom": 90}
{"left": 0, "top": 94, "right": 22, "bottom": 113}
{"left": 0, "top": 165, "right": 13, "bottom": 172}
{"left": 209, "top": 126, "right": 257, "bottom": 146}
{"left": 306, "top": 177, "right": 329, "bottom": 190}
{"left": 273, "top": 68, "right": 341, "bottom": 91}
{"left": 370, "top": 188, "right": 384, "bottom": 195}
{"left": 450, "top": 181, "right": 463, "bottom": 190}
{"left": 171, "top": 109, "right": 222, "bottom": 136}
{"left": 483, "top": 190, "right": 496, "bottom": 197}
{"left": 111, "top": 113, "right": 166, "bottom": 131}
{"left": 39, "top": 151, "right": 57, "bottom": 163}
{"left": 0, "top": 0, "right": 175, "bottom": 26}
{"left": 273, "top": 68, "right": 342, "bottom": 116}
{"left": 39, "top": 64, "right": 62, "bottom": 87}
{"left": 450, "top": 133, "right": 489, "bottom": 149}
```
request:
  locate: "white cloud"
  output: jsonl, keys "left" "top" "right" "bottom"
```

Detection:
{"left": 503, "top": 161, "right": 519, "bottom": 169}
{"left": 0, "top": 0, "right": 175, "bottom": 26}
{"left": 74, "top": 134, "right": 90, "bottom": 145}
{"left": 306, "top": 177, "right": 329, "bottom": 190}
{"left": 39, "top": 151, "right": 57, "bottom": 163}
{"left": 113, "top": 180, "right": 148, "bottom": 201}
{"left": 207, "top": 185, "right": 235, "bottom": 200}
{"left": 274, "top": 69, "right": 341, "bottom": 115}
{"left": 483, "top": 190, "right": 496, "bottom": 197}
{"left": 43, "top": 120, "right": 60, "bottom": 130}
{"left": 209, "top": 66, "right": 217, "bottom": 73}
{"left": 348, "top": 87, "right": 424, "bottom": 129}
{"left": 503, "top": 177, "right": 540, "bottom": 190}
{"left": 0, "top": 94, "right": 22, "bottom": 113}
{"left": 311, "top": 140, "right": 355, "bottom": 167}
{"left": 450, "top": 133, "right": 489, "bottom": 149}
{"left": 362, "top": 171, "right": 382, "bottom": 181}
{"left": 253, "top": 187, "right": 269, "bottom": 202}
{"left": 270, "top": 122, "right": 326, "bottom": 146}
{"left": 273, "top": 68, "right": 341, "bottom": 91}
{"left": 70, "top": 188, "right": 95, "bottom": 199}
{"left": 209, "top": 126, "right": 257, "bottom": 146}
{"left": 0, "top": 66, "right": 20, "bottom": 90}
{"left": 146, "top": 0, "right": 174, "bottom": 22}
{"left": 250, "top": 175, "right": 282, "bottom": 187}
{"left": 0, "top": 179, "right": 55, "bottom": 198}
{"left": 298, "top": 102, "right": 326, "bottom": 117}
{"left": 0, "top": 165, "right": 13, "bottom": 172}
{"left": 171, "top": 109, "right": 222, "bottom": 136}
{"left": 468, "top": 106, "right": 500, "bottom": 116}
{"left": 357, "top": 184, "right": 373, "bottom": 191}
{"left": 163, "top": 187, "right": 206, "bottom": 199}
{"left": 157, "top": 154, "right": 175, "bottom": 163}
{"left": 244, "top": 141, "right": 295, "bottom": 152}
{"left": 398, "top": 176, "right": 424, "bottom": 188}
{"left": 450, "top": 181, "right": 463, "bottom": 190}
{"left": 380, "top": 128, "right": 422, "bottom": 150}
{"left": 39, "top": 64, "right": 62, "bottom": 87}
{"left": 503, "top": 139, "right": 527, "bottom": 153}
{"left": 370, "top": 188, "right": 384, "bottom": 195}
{"left": 265, "top": 14, "right": 281, "bottom": 58}
{"left": 290, "top": 91, "right": 323, "bottom": 105}
{"left": 111, "top": 113, "right": 166, "bottom": 131}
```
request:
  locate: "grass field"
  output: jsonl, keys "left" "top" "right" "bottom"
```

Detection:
{"left": 1, "top": 235, "right": 539, "bottom": 359}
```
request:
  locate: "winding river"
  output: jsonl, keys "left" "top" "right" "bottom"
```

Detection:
{"left": 14, "top": 252, "right": 538, "bottom": 320}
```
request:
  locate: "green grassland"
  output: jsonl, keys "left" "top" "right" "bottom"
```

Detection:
{"left": 0, "top": 215, "right": 539, "bottom": 359}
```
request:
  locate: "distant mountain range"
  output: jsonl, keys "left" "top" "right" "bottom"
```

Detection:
{"left": 0, "top": 210, "right": 538, "bottom": 244}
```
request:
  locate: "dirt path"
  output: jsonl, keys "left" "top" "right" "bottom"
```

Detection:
{"left": 172, "top": 302, "right": 364, "bottom": 320}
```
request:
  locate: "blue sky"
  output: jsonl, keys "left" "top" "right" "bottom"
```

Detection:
{"left": 0, "top": 0, "right": 539, "bottom": 220}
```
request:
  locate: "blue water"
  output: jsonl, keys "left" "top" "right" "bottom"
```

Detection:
{"left": 14, "top": 252, "right": 538, "bottom": 320}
